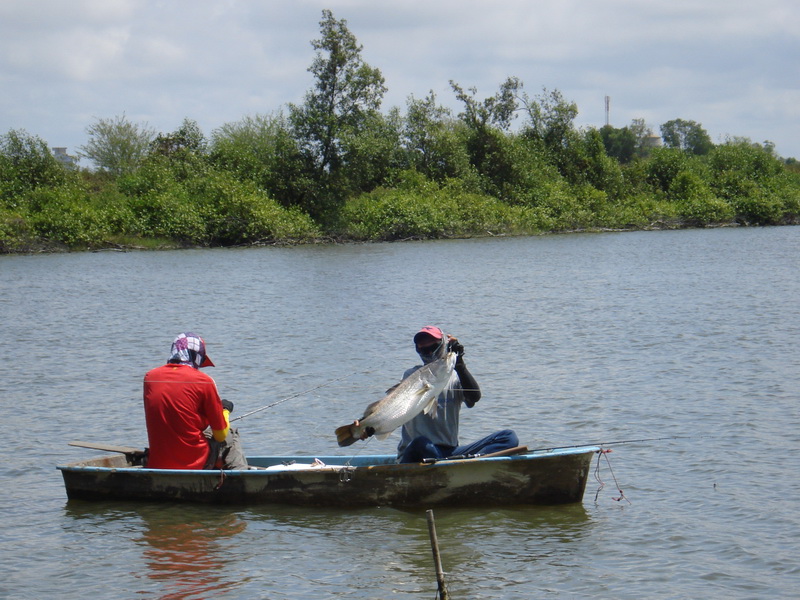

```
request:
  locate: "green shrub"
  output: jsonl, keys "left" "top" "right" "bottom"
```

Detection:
{"left": 26, "top": 185, "right": 110, "bottom": 247}
{"left": 128, "top": 188, "right": 207, "bottom": 243}
{"left": 646, "top": 148, "right": 694, "bottom": 193}
{"left": 338, "top": 173, "right": 550, "bottom": 240}
{"left": 668, "top": 171, "right": 733, "bottom": 226}
{"left": 342, "top": 187, "right": 451, "bottom": 240}
{"left": 676, "top": 196, "right": 734, "bottom": 226}
{"left": 190, "top": 173, "right": 320, "bottom": 244}
{"left": 598, "top": 194, "right": 673, "bottom": 229}
{"left": 708, "top": 143, "right": 783, "bottom": 181}
{"left": 706, "top": 143, "right": 792, "bottom": 225}
{"left": 0, "top": 207, "right": 30, "bottom": 251}
{"left": 731, "top": 190, "right": 785, "bottom": 225}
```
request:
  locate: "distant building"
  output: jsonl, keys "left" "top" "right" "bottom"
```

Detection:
{"left": 52, "top": 147, "right": 79, "bottom": 169}
{"left": 642, "top": 135, "right": 663, "bottom": 149}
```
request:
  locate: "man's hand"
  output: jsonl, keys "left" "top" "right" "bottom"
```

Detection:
{"left": 447, "top": 336, "right": 465, "bottom": 358}
{"left": 354, "top": 419, "right": 375, "bottom": 440}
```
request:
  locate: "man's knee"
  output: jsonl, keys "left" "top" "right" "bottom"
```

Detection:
{"left": 496, "top": 429, "right": 519, "bottom": 447}
{"left": 399, "top": 436, "right": 438, "bottom": 463}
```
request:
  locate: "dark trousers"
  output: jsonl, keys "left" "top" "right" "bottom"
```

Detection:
{"left": 398, "top": 429, "right": 519, "bottom": 463}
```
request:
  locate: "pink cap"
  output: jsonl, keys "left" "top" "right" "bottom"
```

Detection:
{"left": 414, "top": 326, "right": 443, "bottom": 344}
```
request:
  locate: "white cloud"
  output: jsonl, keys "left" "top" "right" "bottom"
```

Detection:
{"left": 1, "top": 0, "right": 798, "bottom": 159}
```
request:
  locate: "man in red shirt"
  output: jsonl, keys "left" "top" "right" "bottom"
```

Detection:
{"left": 143, "top": 332, "right": 247, "bottom": 469}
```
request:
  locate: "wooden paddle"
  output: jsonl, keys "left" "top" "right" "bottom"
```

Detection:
{"left": 68, "top": 441, "right": 147, "bottom": 465}
{"left": 69, "top": 441, "right": 143, "bottom": 453}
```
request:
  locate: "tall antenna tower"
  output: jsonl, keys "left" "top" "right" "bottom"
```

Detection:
{"left": 605, "top": 95, "right": 610, "bottom": 126}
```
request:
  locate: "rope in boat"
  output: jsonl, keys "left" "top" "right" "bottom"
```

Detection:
{"left": 214, "top": 468, "right": 226, "bottom": 491}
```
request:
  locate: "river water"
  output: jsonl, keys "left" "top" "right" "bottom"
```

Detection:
{"left": 2, "top": 227, "right": 799, "bottom": 599}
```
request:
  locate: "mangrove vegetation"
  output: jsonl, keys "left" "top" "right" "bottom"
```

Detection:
{"left": 2, "top": 9, "right": 799, "bottom": 253}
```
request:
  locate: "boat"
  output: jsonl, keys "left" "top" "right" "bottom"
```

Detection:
{"left": 58, "top": 443, "right": 600, "bottom": 507}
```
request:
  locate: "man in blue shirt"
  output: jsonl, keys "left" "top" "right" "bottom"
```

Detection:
{"left": 396, "top": 326, "right": 519, "bottom": 463}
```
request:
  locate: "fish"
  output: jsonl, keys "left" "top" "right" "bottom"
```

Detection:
{"left": 335, "top": 350, "right": 457, "bottom": 447}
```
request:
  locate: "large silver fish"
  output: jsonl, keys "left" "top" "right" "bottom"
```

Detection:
{"left": 335, "top": 350, "right": 457, "bottom": 447}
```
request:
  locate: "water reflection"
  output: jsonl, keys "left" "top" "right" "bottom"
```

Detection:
{"left": 65, "top": 502, "right": 247, "bottom": 600}
{"left": 138, "top": 511, "right": 246, "bottom": 599}
{"left": 239, "top": 503, "right": 594, "bottom": 596}
{"left": 394, "top": 505, "right": 593, "bottom": 581}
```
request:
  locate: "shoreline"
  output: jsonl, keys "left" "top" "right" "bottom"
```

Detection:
{"left": 4, "top": 219, "right": 794, "bottom": 256}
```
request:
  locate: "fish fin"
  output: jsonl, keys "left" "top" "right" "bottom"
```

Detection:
{"left": 335, "top": 424, "right": 358, "bottom": 447}
{"left": 415, "top": 383, "right": 433, "bottom": 397}
{"left": 361, "top": 399, "right": 382, "bottom": 418}
{"left": 375, "top": 431, "right": 393, "bottom": 441}
{"left": 422, "top": 394, "right": 439, "bottom": 418}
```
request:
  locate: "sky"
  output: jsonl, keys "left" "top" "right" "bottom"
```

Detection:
{"left": 2, "top": 0, "right": 798, "bottom": 164}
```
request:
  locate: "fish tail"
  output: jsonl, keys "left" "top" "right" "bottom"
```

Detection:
{"left": 335, "top": 424, "right": 358, "bottom": 447}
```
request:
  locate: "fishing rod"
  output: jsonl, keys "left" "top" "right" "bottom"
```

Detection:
{"left": 529, "top": 436, "right": 685, "bottom": 452}
{"left": 230, "top": 371, "right": 363, "bottom": 422}
{"left": 419, "top": 438, "right": 680, "bottom": 464}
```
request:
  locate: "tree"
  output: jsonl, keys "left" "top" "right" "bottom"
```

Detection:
{"left": 403, "top": 91, "right": 469, "bottom": 181}
{"left": 582, "top": 128, "right": 625, "bottom": 198}
{"left": 339, "top": 108, "right": 404, "bottom": 194}
{"left": 629, "top": 118, "right": 659, "bottom": 158}
{"left": 520, "top": 87, "right": 578, "bottom": 148}
{"left": 520, "top": 88, "right": 587, "bottom": 184}
{"left": 79, "top": 114, "right": 156, "bottom": 176}
{"left": 150, "top": 118, "right": 206, "bottom": 158}
{"left": 450, "top": 77, "right": 521, "bottom": 132}
{"left": 645, "top": 147, "right": 692, "bottom": 193}
{"left": 210, "top": 112, "right": 308, "bottom": 208}
{"left": 660, "top": 119, "right": 714, "bottom": 155}
{"left": 0, "top": 129, "right": 67, "bottom": 203}
{"left": 600, "top": 125, "right": 637, "bottom": 163}
{"left": 450, "top": 78, "right": 523, "bottom": 196}
{"left": 289, "top": 8, "right": 387, "bottom": 214}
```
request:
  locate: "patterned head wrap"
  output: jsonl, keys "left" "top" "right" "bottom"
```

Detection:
{"left": 168, "top": 332, "right": 214, "bottom": 368}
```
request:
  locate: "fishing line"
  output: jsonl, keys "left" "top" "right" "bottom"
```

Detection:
{"left": 343, "top": 435, "right": 375, "bottom": 473}
{"left": 529, "top": 436, "right": 685, "bottom": 452}
{"left": 230, "top": 370, "right": 366, "bottom": 422}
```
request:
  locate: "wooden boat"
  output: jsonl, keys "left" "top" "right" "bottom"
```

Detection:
{"left": 58, "top": 443, "right": 600, "bottom": 507}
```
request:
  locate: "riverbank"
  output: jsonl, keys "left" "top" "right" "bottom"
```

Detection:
{"left": 5, "top": 217, "right": 797, "bottom": 255}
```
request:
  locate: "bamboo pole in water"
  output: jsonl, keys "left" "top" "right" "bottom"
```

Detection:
{"left": 426, "top": 509, "right": 450, "bottom": 600}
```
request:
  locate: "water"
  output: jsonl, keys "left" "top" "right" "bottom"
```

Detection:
{"left": 2, "top": 227, "right": 799, "bottom": 599}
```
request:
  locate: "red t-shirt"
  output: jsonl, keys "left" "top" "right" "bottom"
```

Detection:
{"left": 143, "top": 363, "right": 227, "bottom": 469}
